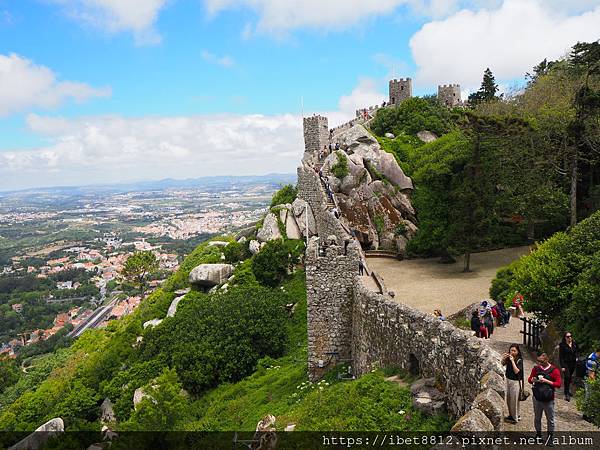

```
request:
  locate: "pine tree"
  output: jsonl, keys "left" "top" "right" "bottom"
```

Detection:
{"left": 468, "top": 68, "right": 499, "bottom": 105}
{"left": 480, "top": 68, "right": 499, "bottom": 100}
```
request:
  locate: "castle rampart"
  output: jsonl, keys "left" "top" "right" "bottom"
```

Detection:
{"left": 438, "top": 84, "right": 461, "bottom": 108}
{"left": 351, "top": 281, "right": 504, "bottom": 416}
{"left": 389, "top": 78, "right": 412, "bottom": 105}
{"left": 303, "top": 115, "right": 329, "bottom": 164}
{"left": 299, "top": 115, "right": 505, "bottom": 426}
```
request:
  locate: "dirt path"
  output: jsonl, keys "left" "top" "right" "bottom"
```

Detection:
{"left": 367, "top": 247, "right": 598, "bottom": 433}
{"left": 487, "top": 317, "right": 598, "bottom": 432}
{"left": 367, "top": 247, "right": 529, "bottom": 316}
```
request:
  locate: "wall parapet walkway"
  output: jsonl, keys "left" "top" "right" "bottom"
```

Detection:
{"left": 299, "top": 117, "right": 506, "bottom": 429}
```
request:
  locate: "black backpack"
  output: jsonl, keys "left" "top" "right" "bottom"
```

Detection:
{"left": 575, "top": 357, "right": 589, "bottom": 378}
{"left": 532, "top": 365, "right": 556, "bottom": 402}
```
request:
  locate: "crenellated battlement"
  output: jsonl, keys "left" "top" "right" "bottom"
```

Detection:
{"left": 438, "top": 83, "right": 462, "bottom": 107}
{"left": 302, "top": 115, "right": 329, "bottom": 164}
{"left": 389, "top": 78, "right": 412, "bottom": 105}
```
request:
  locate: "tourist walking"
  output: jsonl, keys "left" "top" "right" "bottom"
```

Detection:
{"left": 358, "top": 259, "right": 365, "bottom": 276}
{"left": 528, "top": 352, "right": 561, "bottom": 442}
{"left": 558, "top": 331, "right": 578, "bottom": 401}
{"left": 495, "top": 301, "right": 510, "bottom": 326}
{"left": 471, "top": 310, "right": 488, "bottom": 339}
{"left": 502, "top": 344, "right": 524, "bottom": 424}
{"left": 483, "top": 311, "right": 494, "bottom": 337}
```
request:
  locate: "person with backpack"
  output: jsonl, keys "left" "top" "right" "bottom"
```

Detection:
{"left": 470, "top": 310, "right": 488, "bottom": 339}
{"left": 528, "top": 352, "right": 561, "bottom": 442}
{"left": 496, "top": 301, "right": 510, "bottom": 327}
{"left": 583, "top": 346, "right": 600, "bottom": 421}
{"left": 558, "top": 331, "right": 578, "bottom": 401}
{"left": 502, "top": 344, "right": 524, "bottom": 424}
{"left": 483, "top": 311, "right": 494, "bottom": 337}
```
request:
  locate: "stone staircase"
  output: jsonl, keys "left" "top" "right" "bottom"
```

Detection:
{"left": 365, "top": 249, "right": 399, "bottom": 259}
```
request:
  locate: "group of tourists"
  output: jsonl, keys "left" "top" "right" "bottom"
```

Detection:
{"left": 319, "top": 142, "right": 340, "bottom": 161}
{"left": 470, "top": 297, "right": 515, "bottom": 338}
{"left": 501, "top": 334, "right": 600, "bottom": 442}
{"left": 470, "top": 301, "right": 495, "bottom": 338}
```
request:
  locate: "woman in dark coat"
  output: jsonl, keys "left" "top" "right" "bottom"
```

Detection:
{"left": 558, "top": 331, "right": 578, "bottom": 401}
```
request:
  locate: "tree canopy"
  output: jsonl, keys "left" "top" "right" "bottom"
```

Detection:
{"left": 121, "top": 251, "right": 159, "bottom": 298}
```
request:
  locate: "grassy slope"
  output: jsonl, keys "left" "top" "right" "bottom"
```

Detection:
{"left": 0, "top": 237, "right": 452, "bottom": 433}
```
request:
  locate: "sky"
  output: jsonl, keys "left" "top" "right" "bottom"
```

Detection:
{"left": 0, "top": 0, "right": 599, "bottom": 190}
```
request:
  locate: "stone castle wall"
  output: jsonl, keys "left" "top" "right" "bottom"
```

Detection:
{"left": 438, "top": 84, "right": 461, "bottom": 108}
{"left": 305, "top": 239, "right": 361, "bottom": 379}
{"left": 300, "top": 114, "right": 505, "bottom": 427}
{"left": 351, "top": 281, "right": 504, "bottom": 417}
{"left": 303, "top": 115, "right": 329, "bottom": 164}
{"left": 389, "top": 78, "right": 412, "bottom": 105}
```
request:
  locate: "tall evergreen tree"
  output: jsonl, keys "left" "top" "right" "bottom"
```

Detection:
{"left": 468, "top": 68, "right": 499, "bottom": 105}
{"left": 566, "top": 41, "right": 600, "bottom": 226}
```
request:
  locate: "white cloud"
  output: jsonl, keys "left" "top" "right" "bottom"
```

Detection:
{"left": 0, "top": 78, "right": 385, "bottom": 189}
{"left": 0, "top": 53, "right": 111, "bottom": 117}
{"left": 204, "top": 0, "right": 411, "bottom": 34}
{"left": 201, "top": 50, "right": 236, "bottom": 68}
{"left": 49, "top": 0, "right": 168, "bottom": 44}
{"left": 410, "top": 0, "right": 600, "bottom": 89}
{"left": 338, "top": 78, "right": 386, "bottom": 118}
{"left": 0, "top": 113, "right": 304, "bottom": 190}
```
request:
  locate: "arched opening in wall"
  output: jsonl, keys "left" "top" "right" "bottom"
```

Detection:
{"left": 408, "top": 353, "right": 420, "bottom": 376}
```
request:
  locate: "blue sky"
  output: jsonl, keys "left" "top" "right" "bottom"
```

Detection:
{"left": 0, "top": 0, "right": 599, "bottom": 190}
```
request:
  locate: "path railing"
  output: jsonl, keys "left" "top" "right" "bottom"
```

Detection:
{"left": 519, "top": 316, "right": 545, "bottom": 352}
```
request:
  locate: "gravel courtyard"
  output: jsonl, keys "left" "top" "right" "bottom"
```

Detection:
{"left": 367, "top": 246, "right": 530, "bottom": 316}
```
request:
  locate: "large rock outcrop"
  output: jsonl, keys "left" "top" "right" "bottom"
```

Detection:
{"left": 255, "top": 199, "right": 315, "bottom": 243}
{"left": 323, "top": 124, "right": 417, "bottom": 252}
{"left": 189, "top": 263, "right": 233, "bottom": 288}
{"left": 166, "top": 294, "right": 185, "bottom": 318}
{"left": 9, "top": 418, "right": 64, "bottom": 450}
{"left": 411, "top": 378, "right": 447, "bottom": 415}
{"left": 256, "top": 213, "right": 282, "bottom": 242}
{"left": 450, "top": 408, "right": 494, "bottom": 432}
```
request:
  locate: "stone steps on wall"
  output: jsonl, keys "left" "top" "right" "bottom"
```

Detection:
{"left": 365, "top": 250, "right": 399, "bottom": 259}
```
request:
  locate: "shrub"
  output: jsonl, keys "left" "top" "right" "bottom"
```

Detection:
{"left": 223, "top": 241, "right": 251, "bottom": 264}
{"left": 577, "top": 378, "right": 600, "bottom": 427}
{"left": 252, "top": 240, "right": 290, "bottom": 287}
{"left": 0, "top": 357, "right": 19, "bottom": 394}
{"left": 490, "top": 210, "right": 600, "bottom": 349}
{"left": 373, "top": 215, "right": 385, "bottom": 236}
{"left": 331, "top": 152, "right": 349, "bottom": 179}
{"left": 139, "top": 286, "right": 288, "bottom": 395}
{"left": 394, "top": 223, "right": 407, "bottom": 237}
{"left": 489, "top": 260, "right": 520, "bottom": 305}
{"left": 271, "top": 184, "right": 298, "bottom": 208}
{"left": 230, "top": 259, "right": 259, "bottom": 288}
{"left": 371, "top": 97, "right": 454, "bottom": 138}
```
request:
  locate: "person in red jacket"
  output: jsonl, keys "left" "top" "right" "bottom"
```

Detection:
{"left": 528, "top": 352, "right": 561, "bottom": 442}
{"left": 512, "top": 291, "right": 525, "bottom": 317}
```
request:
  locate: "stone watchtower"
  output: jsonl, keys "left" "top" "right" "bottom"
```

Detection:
{"left": 389, "top": 78, "right": 412, "bottom": 105}
{"left": 438, "top": 84, "right": 461, "bottom": 107}
{"left": 302, "top": 115, "right": 329, "bottom": 164}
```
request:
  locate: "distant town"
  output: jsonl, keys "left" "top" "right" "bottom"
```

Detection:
{"left": 0, "top": 175, "right": 294, "bottom": 357}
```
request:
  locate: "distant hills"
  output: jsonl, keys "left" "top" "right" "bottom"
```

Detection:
{"left": 0, "top": 173, "right": 297, "bottom": 198}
